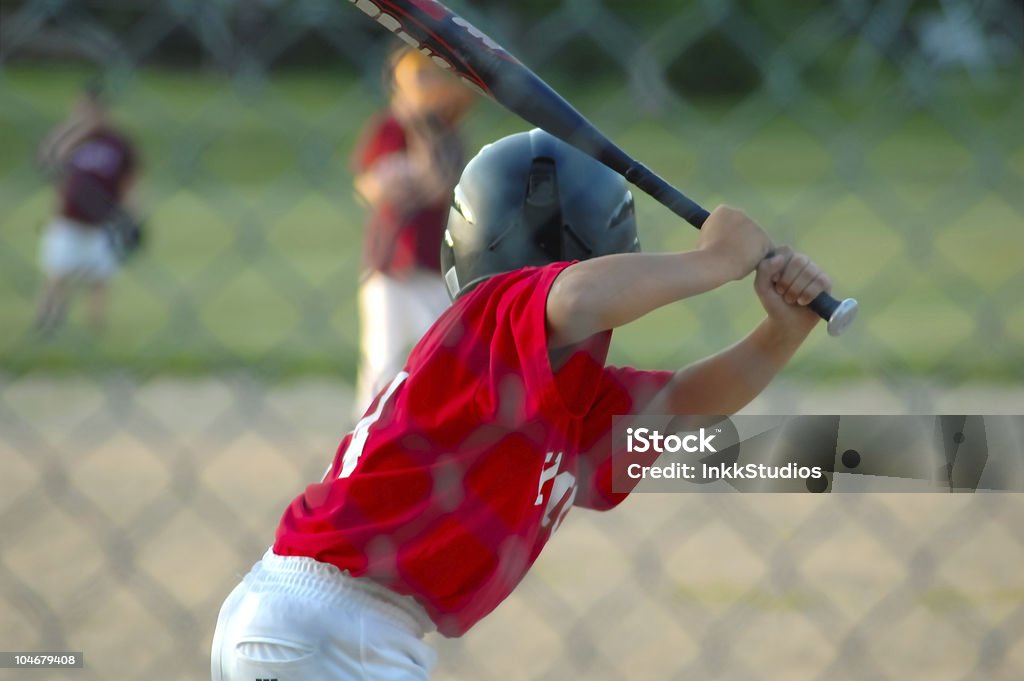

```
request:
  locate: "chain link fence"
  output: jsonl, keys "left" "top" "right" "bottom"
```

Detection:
{"left": 1, "top": 0, "right": 1023, "bottom": 679}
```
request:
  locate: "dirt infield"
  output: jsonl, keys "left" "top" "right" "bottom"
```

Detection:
{"left": 1, "top": 375, "right": 1022, "bottom": 680}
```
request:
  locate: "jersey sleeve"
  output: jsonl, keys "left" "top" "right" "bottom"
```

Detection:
{"left": 352, "top": 114, "right": 407, "bottom": 173}
{"left": 573, "top": 365, "right": 674, "bottom": 511}
{"left": 481, "top": 263, "right": 614, "bottom": 423}
{"left": 120, "top": 133, "right": 138, "bottom": 180}
{"left": 109, "top": 132, "right": 138, "bottom": 192}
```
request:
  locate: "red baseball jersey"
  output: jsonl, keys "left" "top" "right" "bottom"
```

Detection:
{"left": 352, "top": 113, "right": 461, "bottom": 276}
{"left": 60, "top": 128, "right": 136, "bottom": 225}
{"left": 274, "top": 262, "right": 672, "bottom": 636}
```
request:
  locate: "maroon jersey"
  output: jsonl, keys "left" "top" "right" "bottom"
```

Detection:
{"left": 274, "top": 262, "right": 672, "bottom": 636}
{"left": 60, "top": 128, "right": 136, "bottom": 225}
{"left": 353, "top": 113, "right": 460, "bottom": 276}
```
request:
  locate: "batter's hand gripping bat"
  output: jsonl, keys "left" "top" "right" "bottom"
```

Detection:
{"left": 349, "top": 0, "right": 858, "bottom": 336}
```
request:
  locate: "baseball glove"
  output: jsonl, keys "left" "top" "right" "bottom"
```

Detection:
{"left": 106, "top": 208, "right": 146, "bottom": 262}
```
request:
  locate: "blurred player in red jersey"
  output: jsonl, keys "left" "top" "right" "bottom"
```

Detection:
{"left": 351, "top": 46, "right": 475, "bottom": 418}
{"left": 33, "top": 82, "right": 139, "bottom": 334}
{"left": 211, "top": 129, "right": 833, "bottom": 680}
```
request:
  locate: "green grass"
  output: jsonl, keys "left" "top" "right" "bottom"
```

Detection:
{"left": 1, "top": 65, "right": 1022, "bottom": 381}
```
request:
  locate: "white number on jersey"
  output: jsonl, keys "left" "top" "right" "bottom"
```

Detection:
{"left": 332, "top": 371, "right": 408, "bottom": 480}
{"left": 535, "top": 451, "right": 577, "bottom": 532}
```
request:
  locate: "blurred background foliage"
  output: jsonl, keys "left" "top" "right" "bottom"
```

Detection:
{"left": 0, "top": 0, "right": 1021, "bottom": 381}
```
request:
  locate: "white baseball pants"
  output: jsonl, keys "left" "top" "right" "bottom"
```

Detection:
{"left": 211, "top": 550, "right": 437, "bottom": 681}
{"left": 40, "top": 217, "right": 118, "bottom": 281}
{"left": 353, "top": 270, "right": 450, "bottom": 420}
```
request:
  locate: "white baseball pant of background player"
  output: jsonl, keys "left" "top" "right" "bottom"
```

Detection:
{"left": 353, "top": 269, "right": 451, "bottom": 419}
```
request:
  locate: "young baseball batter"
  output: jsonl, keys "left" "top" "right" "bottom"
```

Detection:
{"left": 211, "top": 129, "right": 832, "bottom": 680}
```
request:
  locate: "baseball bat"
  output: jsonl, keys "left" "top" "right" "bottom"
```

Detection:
{"left": 349, "top": 0, "right": 858, "bottom": 336}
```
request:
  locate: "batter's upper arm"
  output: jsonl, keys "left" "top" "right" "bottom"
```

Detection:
{"left": 545, "top": 263, "right": 600, "bottom": 350}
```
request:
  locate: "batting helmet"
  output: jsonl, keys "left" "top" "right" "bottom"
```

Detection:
{"left": 441, "top": 129, "right": 640, "bottom": 298}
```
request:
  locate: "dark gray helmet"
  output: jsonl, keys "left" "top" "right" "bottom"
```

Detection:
{"left": 441, "top": 129, "right": 640, "bottom": 299}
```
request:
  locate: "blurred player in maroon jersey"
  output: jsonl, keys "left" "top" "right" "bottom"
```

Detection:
{"left": 33, "top": 83, "right": 139, "bottom": 334}
{"left": 211, "top": 129, "right": 833, "bottom": 680}
{"left": 350, "top": 46, "right": 475, "bottom": 418}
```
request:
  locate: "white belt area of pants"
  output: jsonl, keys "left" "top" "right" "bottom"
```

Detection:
{"left": 253, "top": 549, "right": 435, "bottom": 638}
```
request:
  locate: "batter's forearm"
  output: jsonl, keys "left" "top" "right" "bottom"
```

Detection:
{"left": 546, "top": 250, "right": 735, "bottom": 348}
{"left": 38, "top": 121, "right": 92, "bottom": 171}
{"left": 662, "top": 317, "right": 811, "bottom": 415}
